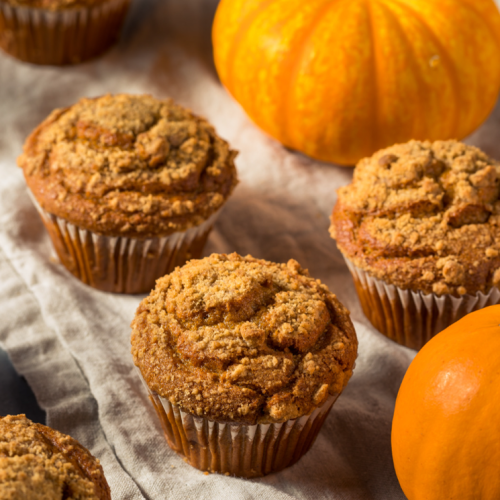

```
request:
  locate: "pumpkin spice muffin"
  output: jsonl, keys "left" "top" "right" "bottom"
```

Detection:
{"left": 330, "top": 139, "right": 500, "bottom": 349}
{"left": 18, "top": 93, "right": 238, "bottom": 293}
{"left": 131, "top": 253, "right": 357, "bottom": 477}
{"left": 0, "top": 414, "right": 110, "bottom": 499}
{"left": 0, "top": 0, "right": 131, "bottom": 65}
{"left": 1, "top": 0, "right": 104, "bottom": 7}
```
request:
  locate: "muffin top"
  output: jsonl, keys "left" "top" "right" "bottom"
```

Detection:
{"left": 331, "top": 140, "right": 500, "bottom": 296}
{"left": 18, "top": 94, "right": 238, "bottom": 238}
{"left": 3, "top": 0, "right": 109, "bottom": 10}
{"left": 0, "top": 415, "right": 110, "bottom": 500}
{"left": 131, "top": 253, "right": 357, "bottom": 424}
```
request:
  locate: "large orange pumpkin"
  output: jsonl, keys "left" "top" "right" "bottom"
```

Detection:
{"left": 212, "top": 0, "right": 500, "bottom": 165}
{"left": 391, "top": 306, "right": 500, "bottom": 500}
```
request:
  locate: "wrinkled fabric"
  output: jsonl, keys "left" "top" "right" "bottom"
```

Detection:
{"left": 1, "top": 0, "right": 499, "bottom": 498}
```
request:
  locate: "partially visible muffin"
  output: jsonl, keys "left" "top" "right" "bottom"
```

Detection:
{"left": 330, "top": 140, "right": 500, "bottom": 348}
{"left": 0, "top": 0, "right": 130, "bottom": 65}
{"left": 0, "top": 414, "right": 110, "bottom": 499}
{"left": 18, "top": 94, "right": 238, "bottom": 293}
{"left": 132, "top": 253, "right": 357, "bottom": 476}
{"left": 2, "top": 0, "right": 102, "bottom": 8}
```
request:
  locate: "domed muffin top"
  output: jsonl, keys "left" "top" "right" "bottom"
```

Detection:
{"left": 0, "top": 415, "right": 110, "bottom": 500}
{"left": 18, "top": 94, "right": 238, "bottom": 238}
{"left": 131, "top": 253, "right": 357, "bottom": 424}
{"left": 331, "top": 140, "right": 500, "bottom": 296}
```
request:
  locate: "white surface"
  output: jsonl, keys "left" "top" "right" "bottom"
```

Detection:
{"left": 1, "top": 1, "right": 500, "bottom": 498}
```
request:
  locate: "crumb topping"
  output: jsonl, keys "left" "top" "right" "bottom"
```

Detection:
{"left": 0, "top": 415, "right": 110, "bottom": 500}
{"left": 330, "top": 140, "right": 500, "bottom": 295}
{"left": 18, "top": 94, "right": 238, "bottom": 238}
{"left": 131, "top": 253, "right": 358, "bottom": 424}
{"left": 3, "top": 0, "right": 109, "bottom": 10}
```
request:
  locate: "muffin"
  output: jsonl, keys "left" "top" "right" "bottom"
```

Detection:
{"left": 330, "top": 140, "right": 500, "bottom": 350}
{"left": 0, "top": 0, "right": 130, "bottom": 65}
{"left": 18, "top": 93, "right": 238, "bottom": 294}
{"left": 0, "top": 414, "right": 110, "bottom": 499}
{"left": 131, "top": 253, "right": 358, "bottom": 477}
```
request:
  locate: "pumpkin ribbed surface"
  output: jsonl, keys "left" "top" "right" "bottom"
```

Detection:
{"left": 391, "top": 305, "right": 500, "bottom": 500}
{"left": 213, "top": 0, "right": 500, "bottom": 165}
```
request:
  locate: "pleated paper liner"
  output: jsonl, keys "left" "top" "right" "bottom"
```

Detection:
{"left": 30, "top": 193, "right": 220, "bottom": 294}
{"left": 345, "top": 258, "right": 500, "bottom": 350}
{"left": 145, "top": 386, "right": 338, "bottom": 478}
{"left": 0, "top": 0, "right": 130, "bottom": 65}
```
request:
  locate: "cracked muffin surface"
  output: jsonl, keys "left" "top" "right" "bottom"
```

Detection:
{"left": 331, "top": 140, "right": 500, "bottom": 296}
{"left": 0, "top": 415, "right": 110, "bottom": 500}
{"left": 18, "top": 94, "right": 238, "bottom": 238}
{"left": 131, "top": 253, "right": 357, "bottom": 424}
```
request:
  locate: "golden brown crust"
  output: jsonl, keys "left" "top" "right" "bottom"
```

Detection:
{"left": 330, "top": 140, "right": 500, "bottom": 296}
{"left": 0, "top": 415, "right": 110, "bottom": 500}
{"left": 18, "top": 94, "right": 238, "bottom": 238}
{"left": 131, "top": 253, "right": 358, "bottom": 424}
{"left": 2, "top": 0, "right": 108, "bottom": 10}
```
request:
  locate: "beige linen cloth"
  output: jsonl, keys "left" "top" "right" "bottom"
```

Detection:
{"left": 1, "top": 1, "right": 500, "bottom": 498}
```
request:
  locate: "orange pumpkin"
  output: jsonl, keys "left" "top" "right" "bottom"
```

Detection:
{"left": 212, "top": 0, "right": 500, "bottom": 165}
{"left": 391, "top": 306, "right": 500, "bottom": 500}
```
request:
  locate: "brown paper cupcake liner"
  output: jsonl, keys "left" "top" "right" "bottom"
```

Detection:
{"left": 30, "top": 194, "right": 220, "bottom": 294}
{"left": 0, "top": 0, "right": 130, "bottom": 65}
{"left": 142, "top": 380, "right": 338, "bottom": 478}
{"left": 345, "top": 258, "right": 500, "bottom": 350}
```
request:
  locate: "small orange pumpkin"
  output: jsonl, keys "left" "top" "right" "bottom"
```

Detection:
{"left": 212, "top": 0, "right": 500, "bottom": 165}
{"left": 391, "top": 306, "right": 500, "bottom": 500}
